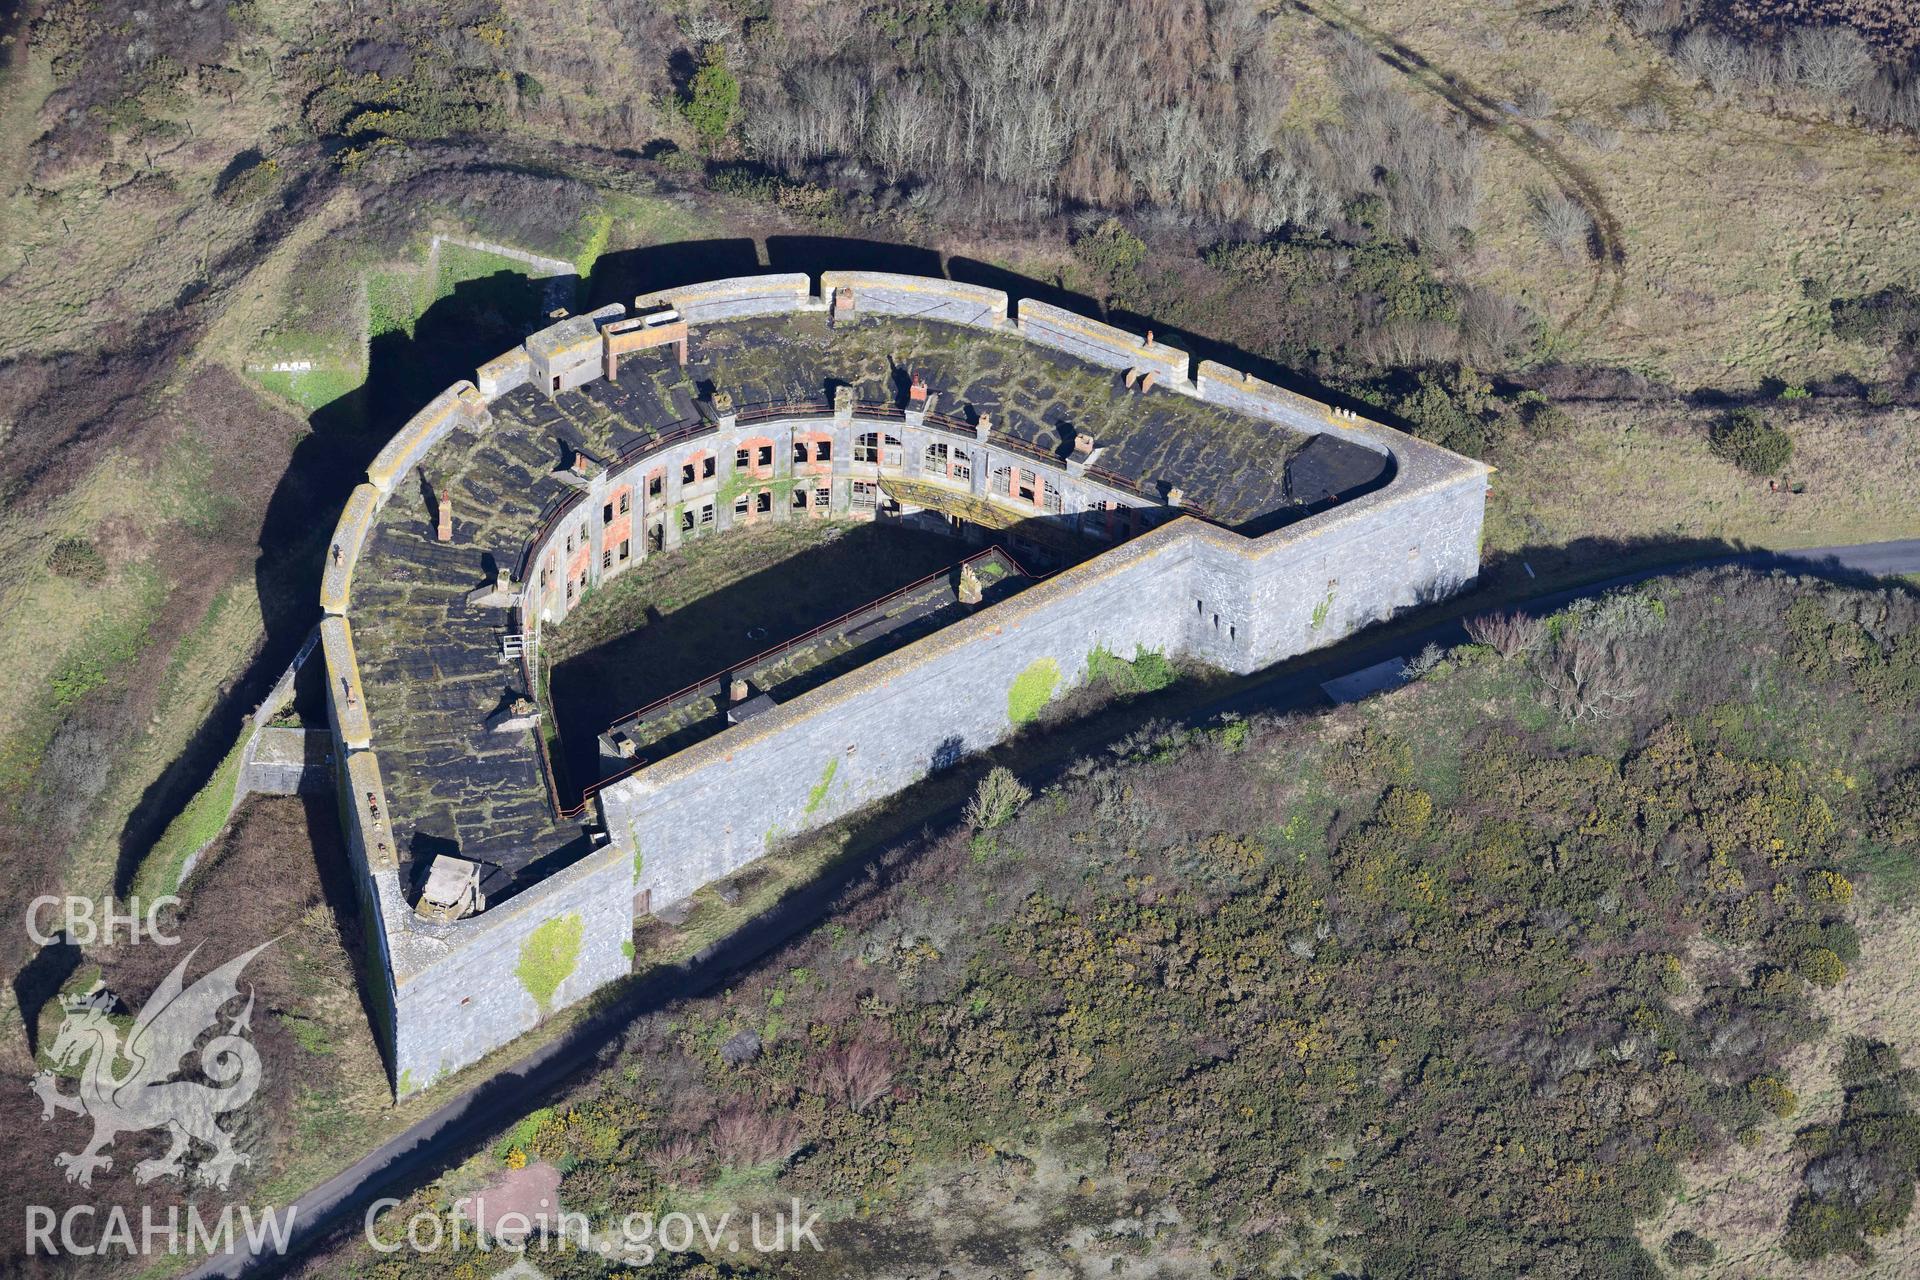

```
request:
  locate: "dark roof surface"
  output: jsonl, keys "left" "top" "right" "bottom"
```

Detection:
{"left": 525, "top": 312, "right": 1387, "bottom": 526}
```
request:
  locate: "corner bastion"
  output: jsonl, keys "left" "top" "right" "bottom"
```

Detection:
{"left": 317, "top": 271, "right": 1491, "bottom": 1093}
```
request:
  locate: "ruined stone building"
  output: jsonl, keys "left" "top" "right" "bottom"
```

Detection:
{"left": 319, "top": 272, "right": 1490, "bottom": 1092}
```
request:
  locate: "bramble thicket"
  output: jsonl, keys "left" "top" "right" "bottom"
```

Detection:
{"left": 330, "top": 566, "right": 1920, "bottom": 1278}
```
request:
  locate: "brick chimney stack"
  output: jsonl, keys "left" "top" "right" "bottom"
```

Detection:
{"left": 437, "top": 493, "right": 454, "bottom": 542}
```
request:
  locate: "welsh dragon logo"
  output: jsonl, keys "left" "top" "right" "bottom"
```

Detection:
{"left": 31, "top": 941, "right": 271, "bottom": 1190}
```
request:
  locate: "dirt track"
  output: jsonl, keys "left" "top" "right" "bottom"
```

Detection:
{"left": 1294, "top": 0, "right": 1629, "bottom": 344}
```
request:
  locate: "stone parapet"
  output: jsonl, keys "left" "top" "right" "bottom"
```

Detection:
{"left": 321, "top": 483, "right": 380, "bottom": 615}
{"left": 821, "top": 272, "right": 1011, "bottom": 330}
{"left": 1016, "top": 300, "right": 1190, "bottom": 383}
{"left": 366, "top": 382, "right": 486, "bottom": 496}
{"left": 634, "top": 273, "right": 816, "bottom": 323}
{"left": 321, "top": 616, "right": 372, "bottom": 750}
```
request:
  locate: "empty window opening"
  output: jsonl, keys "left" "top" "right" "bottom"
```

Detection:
{"left": 792, "top": 486, "right": 809, "bottom": 509}
{"left": 681, "top": 462, "right": 695, "bottom": 485}
{"left": 648, "top": 473, "right": 663, "bottom": 497}
{"left": 680, "top": 510, "right": 694, "bottom": 532}
{"left": 618, "top": 538, "right": 631, "bottom": 561}
{"left": 602, "top": 502, "right": 614, "bottom": 523}
{"left": 756, "top": 490, "right": 772, "bottom": 513}
{"left": 702, "top": 456, "right": 715, "bottom": 479}
{"left": 618, "top": 492, "right": 630, "bottom": 514}
{"left": 758, "top": 444, "right": 773, "bottom": 467}
{"left": 793, "top": 441, "right": 809, "bottom": 463}
{"left": 736, "top": 447, "right": 750, "bottom": 469}
{"left": 815, "top": 440, "right": 832, "bottom": 462}
{"left": 734, "top": 492, "right": 749, "bottom": 515}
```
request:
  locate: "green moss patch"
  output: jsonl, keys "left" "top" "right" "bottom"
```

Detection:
{"left": 1008, "top": 657, "right": 1061, "bottom": 726}
{"left": 805, "top": 757, "right": 840, "bottom": 816}
{"left": 516, "top": 914, "right": 585, "bottom": 1013}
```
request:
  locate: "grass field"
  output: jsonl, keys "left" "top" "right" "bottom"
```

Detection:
{"left": 1269, "top": 0, "right": 1920, "bottom": 388}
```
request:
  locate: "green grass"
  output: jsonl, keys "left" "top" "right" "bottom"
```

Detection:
{"left": 131, "top": 727, "right": 249, "bottom": 900}
{"left": 252, "top": 364, "right": 362, "bottom": 411}
{"left": 433, "top": 242, "right": 540, "bottom": 306}
{"left": 0, "top": 565, "right": 168, "bottom": 797}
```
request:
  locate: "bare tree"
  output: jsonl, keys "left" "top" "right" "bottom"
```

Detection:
{"left": 1529, "top": 188, "right": 1594, "bottom": 256}
{"left": 1535, "top": 629, "right": 1645, "bottom": 723}
{"left": 1786, "top": 26, "right": 1875, "bottom": 98}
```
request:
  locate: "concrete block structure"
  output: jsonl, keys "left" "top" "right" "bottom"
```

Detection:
{"left": 318, "top": 271, "right": 1490, "bottom": 1093}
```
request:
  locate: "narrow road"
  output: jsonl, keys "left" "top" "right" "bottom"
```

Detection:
{"left": 187, "top": 539, "right": 1920, "bottom": 1279}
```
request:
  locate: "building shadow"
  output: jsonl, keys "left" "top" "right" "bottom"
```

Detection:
{"left": 112, "top": 271, "right": 548, "bottom": 898}
{"left": 581, "top": 238, "right": 762, "bottom": 312}
{"left": 765, "top": 235, "right": 943, "bottom": 278}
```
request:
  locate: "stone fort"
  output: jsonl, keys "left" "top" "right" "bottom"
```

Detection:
{"left": 319, "top": 270, "right": 1490, "bottom": 1093}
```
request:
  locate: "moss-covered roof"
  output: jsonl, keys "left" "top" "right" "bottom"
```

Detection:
{"left": 350, "top": 311, "right": 1390, "bottom": 901}
{"left": 512, "top": 313, "right": 1385, "bottom": 527}
{"left": 351, "top": 418, "right": 592, "bottom": 902}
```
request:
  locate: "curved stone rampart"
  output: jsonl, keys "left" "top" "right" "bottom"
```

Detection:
{"left": 320, "top": 483, "right": 380, "bottom": 615}
{"left": 366, "top": 382, "right": 487, "bottom": 496}
{"left": 821, "top": 271, "right": 1010, "bottom": 330}
{"left": 1015, "top": 299, "right": 1191, "bottom": 383}
{"left": 634, "top": 272, "right": 816, "bottom": 322}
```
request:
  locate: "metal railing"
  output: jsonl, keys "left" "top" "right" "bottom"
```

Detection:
{"left": 504, "top": 395, "right": 1218, "bottom": 819}
{"left": 527, "top": 544, "right": 1033, "bottom": 820}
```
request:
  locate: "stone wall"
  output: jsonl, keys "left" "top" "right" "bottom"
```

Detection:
{"left": 318, "top": 271, "right": 1490, "bottom": 1097}
{"left": 320, "top": 484, "right": 379, "bottom": 614}
{"left": 1015, "top": 300, "right": 1190, "bottom": 383}
{"left": 384, "top": 842, "right": 633, "bottom": 1091}
{"left": 366, "top": 383, "right": 489, "bottom": 497}
{"left": 602, "top": 530, "right": 1198, "bottom": 908}
{"left": 821, "top": 272, "right": 1011, "bottom": 330}
{"left": 634, "top": 273, "right": 816, "bottom": 323}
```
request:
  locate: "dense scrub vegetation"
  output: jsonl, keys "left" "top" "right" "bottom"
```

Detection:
{"left": 1599, "top": 0, "right": 1920, "bottom": 128}
{"left": 313, "top": 567, "right": 1920, "bottom": 1278}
